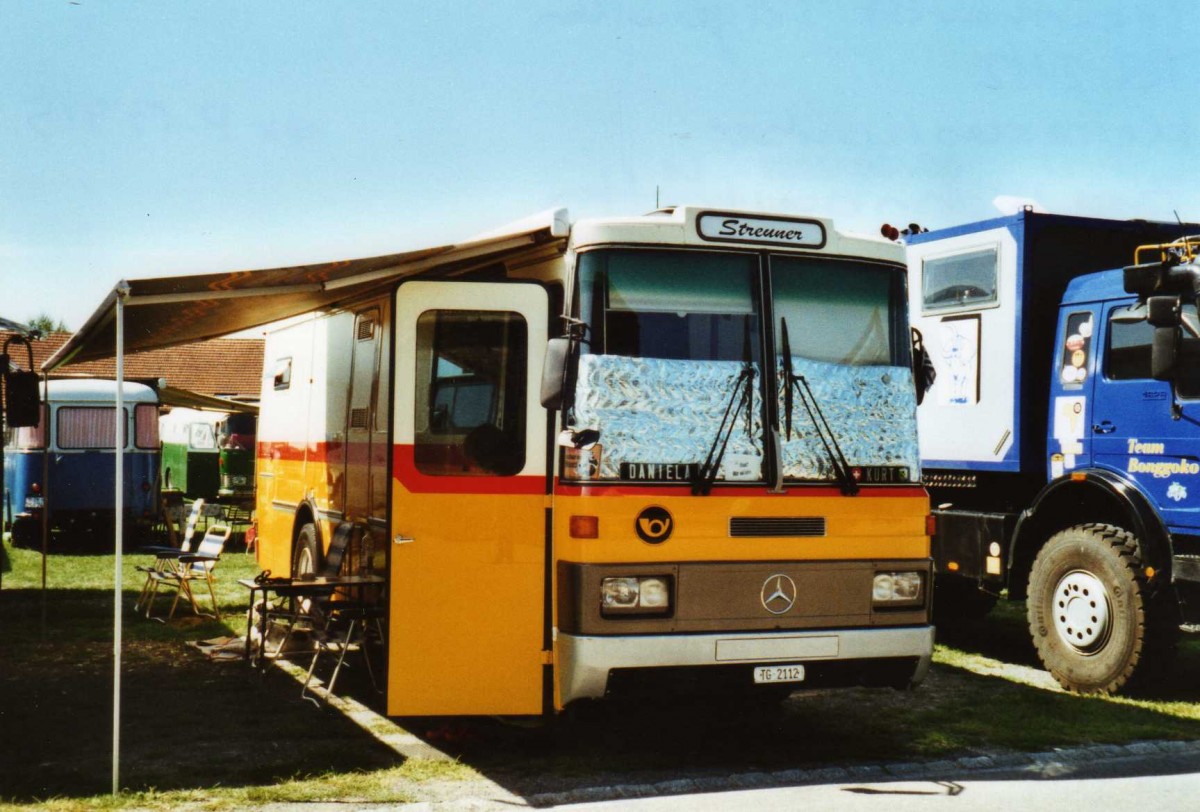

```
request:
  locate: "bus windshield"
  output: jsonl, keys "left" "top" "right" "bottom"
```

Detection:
{"left": 772, "top": 256, "right": 918, "bottom": 483}
{"left": 567, "top": 248, "right": 918, "bottom": 485}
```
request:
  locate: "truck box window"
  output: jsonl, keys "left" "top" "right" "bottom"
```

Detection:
{"left": 922, "top": 247, "right": 998, "bottom": 312}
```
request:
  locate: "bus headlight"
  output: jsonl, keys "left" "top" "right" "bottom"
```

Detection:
{"left": 601, "top": 576, "right": 672, "bottom": 615}
{"left": 873, "top": 571, "right": 923, "bottom": 605}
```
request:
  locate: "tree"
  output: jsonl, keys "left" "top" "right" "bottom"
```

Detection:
{"left": 25, "top": 313, "right": 69, "bottom": 333}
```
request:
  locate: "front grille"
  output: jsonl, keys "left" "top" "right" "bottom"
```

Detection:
{"left": 729, "top": 517, "right": 826, "bottom": 537}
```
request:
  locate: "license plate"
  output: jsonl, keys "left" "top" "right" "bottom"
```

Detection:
{"left": 24, "top": 496, "right": 44, "bottom": 509}
{"left": 753, "top": 664, "right": 806, "bottom": 684}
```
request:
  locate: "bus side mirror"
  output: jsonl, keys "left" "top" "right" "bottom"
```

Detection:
{"left": 4, "top": 370, "right": 41, "bottom": 427}
{"left": 1148, "top": 295, "right": 1181, "bottom": 381}
{"left": 910, "top": 328, "right": 936, "bottom": 406}
{"left": 1, "top": 338, "right": 42, "bottom": 428}
{"left": 540, "top": 337, "right": 571, "bottom": 410}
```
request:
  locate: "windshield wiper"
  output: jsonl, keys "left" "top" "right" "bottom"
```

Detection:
{"left": 779, "top": 318, "right": 859, "bottom": 496}
{"left": 692, "top": 322, "right": 757, "bottom": 496}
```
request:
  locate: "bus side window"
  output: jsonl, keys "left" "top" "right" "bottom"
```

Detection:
{"left": 414, "top": 310, "right": 527, "bottom": 477}
{"left": 135, "top": 403, "right": 160, "bottom": 449}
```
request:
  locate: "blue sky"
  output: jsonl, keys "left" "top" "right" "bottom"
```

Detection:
{"left": 2, "top": 1, "right": 1197, "bottom": 331}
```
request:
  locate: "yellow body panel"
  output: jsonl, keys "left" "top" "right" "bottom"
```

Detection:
{"left": 553, "top": 491, "right": 930, "bottom": 564}
{"left": 386, "top": 485, "right": 546, "bottom": 716}
{"left": 254, "top": 455, "right": 339, "bottom": 576}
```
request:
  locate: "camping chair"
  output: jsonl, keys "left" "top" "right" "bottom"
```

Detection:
{"left": 135, "top": 498, "right": 206, "bottom": 616}
{"left": 301, "top": 598, "right": 385, "bottom": 706}
{"left": 146, "top": 523, "right": 232, "bottom": 621}
{"left": 261, "top": 521, "right": 357, "bottom": 657}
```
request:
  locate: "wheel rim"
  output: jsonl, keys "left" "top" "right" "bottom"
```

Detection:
{"left": 296, "top": 547, "right": 315, "bottom": 577}
{"left": 1052, "top": 569, "right": 1112, "bottom": 653}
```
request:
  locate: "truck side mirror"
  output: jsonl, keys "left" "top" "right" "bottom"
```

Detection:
{"left": 540, "top": 336, "right": 572, "bottom": 410}
{"left": 1147, "top": 295, "right": 1182, "bottom": 381}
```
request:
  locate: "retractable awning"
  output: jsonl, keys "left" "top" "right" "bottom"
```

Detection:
{"left": 158, "top": 386, "right": 259, "bottom": 413}
{"left": 38, "top": 207, "right": 569, "bottom": 795}
{"left": 43, "top": 208, "right": 569, "bottom": 370}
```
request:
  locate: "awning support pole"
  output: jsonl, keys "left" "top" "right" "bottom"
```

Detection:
{"left": 112, "top": 282, "right": 129, "bottom": 796}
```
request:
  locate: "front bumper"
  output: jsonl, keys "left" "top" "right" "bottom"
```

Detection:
{"left": 557, "top": 624, "right": 934, "bottom": 705}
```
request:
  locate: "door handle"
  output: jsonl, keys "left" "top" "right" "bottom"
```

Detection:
{"left": 393, "top": 535, "right": 415, "bottom": 546}
{"left": 1093, "top": 421, "right": 1116, "bottom": 434}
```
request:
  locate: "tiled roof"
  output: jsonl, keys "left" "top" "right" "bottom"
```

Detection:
{"left": 0, "top": 331, "right": 263, "bottom": 399}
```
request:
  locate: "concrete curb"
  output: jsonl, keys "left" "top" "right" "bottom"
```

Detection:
{"left": 515, "top": 738, "right": 1200, "bottom": 809}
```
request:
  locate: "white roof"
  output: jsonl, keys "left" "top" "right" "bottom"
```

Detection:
{"left": 41, "top": 378, "right": 158, "bottom": 404}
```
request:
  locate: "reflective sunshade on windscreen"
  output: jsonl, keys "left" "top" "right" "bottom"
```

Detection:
{"left": 772, "top": 257, "right": 919, "bottom": 482}
{"left": 570, "top": 250, "right": 764, "bottom": 482}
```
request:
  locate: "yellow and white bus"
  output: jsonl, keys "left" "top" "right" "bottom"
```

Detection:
{"left": 254, "top": 205, "right": 934, "bottom": 716}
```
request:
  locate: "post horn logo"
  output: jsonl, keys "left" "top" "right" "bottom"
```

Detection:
{"left": 761, "top": 574, "right": 797, "bottom": 615}
{"left": 635, "top": 506, "right": 673, "bottom": 544}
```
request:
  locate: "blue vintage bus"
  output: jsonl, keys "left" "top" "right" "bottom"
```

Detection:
{"left": 3, "top": 379, "right": 161, "bottom": 548}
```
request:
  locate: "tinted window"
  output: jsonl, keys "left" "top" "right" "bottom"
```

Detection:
{"left": 923, "top": 247, "right": 998, "bottom": 311}
{"left": 414, "top": 310, "right": 527, "bottom": 476}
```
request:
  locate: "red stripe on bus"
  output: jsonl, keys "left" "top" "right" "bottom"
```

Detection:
{"left": 392, "top": 445, "right": 544, "bottom": 495}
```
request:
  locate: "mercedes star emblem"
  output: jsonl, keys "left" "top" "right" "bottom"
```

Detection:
{"left": 760, "top": 573, "right": 797, "bottom": 615}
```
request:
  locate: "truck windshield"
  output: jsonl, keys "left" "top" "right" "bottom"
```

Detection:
{"left": 572, "top": 249, "right": 763, "bottom": 483}
{"left": 773, "top": 257, "right": 919, "bottom": 483}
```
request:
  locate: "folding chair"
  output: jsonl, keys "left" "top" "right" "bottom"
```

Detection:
{"left": 135, "top": 498, "right": 205, "bottom": 616}
{"left": 293, "top": 523, "right": 384, "bottom": 703}
{"left": 261, "top": 522, "right": 357, "bottom": 658}
{"left": 147, "top": 523, "right": 232, "bottom": 621}
{"left": 301, "top": 600, "right": 385, "bottom": 705}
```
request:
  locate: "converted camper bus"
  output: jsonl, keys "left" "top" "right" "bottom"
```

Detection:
{"left": 255, "top": 206, "right": 935, "bottom": 716}
{"left": 4, "top": 379, "right": 159, "bottom": 548}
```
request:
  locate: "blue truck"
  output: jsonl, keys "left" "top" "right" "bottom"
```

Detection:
{"left": 905, "top": 210, "right": 1200, "bottom": 694}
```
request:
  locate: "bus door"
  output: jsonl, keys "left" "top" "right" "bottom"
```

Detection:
{"left": 344, "top": 305, "right": 389, "bottom": 531}
{"left": 388, "top": 280, "right": 549, "bottom": 716}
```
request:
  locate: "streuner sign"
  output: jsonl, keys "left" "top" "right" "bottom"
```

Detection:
{"left": 697, "top": 212, "right": 826, "bottom": 249}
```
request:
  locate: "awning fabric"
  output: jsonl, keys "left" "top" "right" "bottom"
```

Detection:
{"left": 158, "top": 386, "right": 259, "bottom": 414}
{"left": 43, "top": 208, "right": 569, "bottom": 370}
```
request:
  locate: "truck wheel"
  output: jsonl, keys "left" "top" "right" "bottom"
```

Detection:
{"left": 292, "top": 522, "right": 320, "bottom": 578}
{"left": 1027, "top": 523, "right": 1177, "bottom": 694}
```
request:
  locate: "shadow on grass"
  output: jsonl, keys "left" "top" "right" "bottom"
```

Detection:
{"left": 0, "top": 587, "right": 401, "bottom": 803}
{"left": 6, "top": 580, "right": 1200, "bottom": 806}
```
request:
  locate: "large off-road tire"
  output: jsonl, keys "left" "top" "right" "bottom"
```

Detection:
{"left": 1027, "top": 523, "right": 1178, "bottom": 694}
{"left": 292, "top": 522, "right": 320, "bottom": 578}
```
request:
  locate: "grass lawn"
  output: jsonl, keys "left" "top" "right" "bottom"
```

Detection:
{"left": 2, "top": 537, "right": 1200, "bottom": 810}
